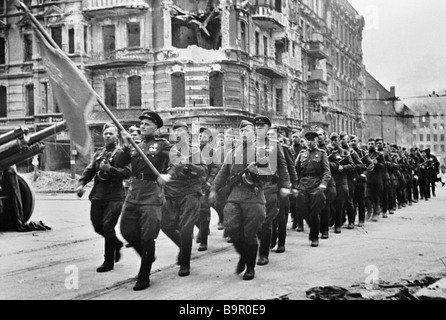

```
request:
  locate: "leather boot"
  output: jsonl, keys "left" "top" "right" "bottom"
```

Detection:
{"left": 198, "top": 221, "right": 209, "bottom": 252}
{"left": 243, "top": 243, "right": 258, "bottom": 281}
{"left": 232, "top": 240, "right": 245, "bottom": 274}
{"left": 133, "top": 240, "right": 155, "bottom": 291}
{"left": 114, "top": 239, "right": 123, "bottom": 263}
{"left": 257, "top": 230, "right": 270, "bottom": 266}
{"left": 179, "top": 235, "right": 192, "bottom": 277}
{"left": 97, "top": 238, "right": 114, "bottom": 273}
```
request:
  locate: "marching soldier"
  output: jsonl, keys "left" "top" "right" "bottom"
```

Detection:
{"left": 76, "top": 123, "right": 131, "bottom": 273}
{"left": 123, "top": 126, "right": 142, "bottom": 196}
{"left": 366, "top": 138, "right": 386, "bottom": 222}
{"left": 117, "top": 111, "right": 172, "bottom": 291}
{"left": 295, "top": 130, "right": 331, "bottom": 247}
{"left": 290, "top": 131, "right": 306, "bottom": 231}
{"left": 424, "top": 148, "right": 441, "bottom": 197}
{"left": 253, "top": 116, "right": 290, "bottom": 266}
{"left": 376, "top": 138, "right": 393, "bottom": 217}
{"left": 209, "top": 120, "right": 268, "bottom": 281}
{"left": 161, "top": 121, "right": 208, "bottom": 277}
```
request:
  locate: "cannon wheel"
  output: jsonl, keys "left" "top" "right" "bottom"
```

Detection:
{"left": 0, "top": 173, "right": 35, "bottom": 230}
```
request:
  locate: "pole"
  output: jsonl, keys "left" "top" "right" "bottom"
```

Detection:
{"left": 16, "top": 1, "right": 161, "bottom": 177}
{"left": 70, "top": 140, "right": 76, "bottom": 179}
{"left": 381, "top": 110, "right": 384, "bottom": 139}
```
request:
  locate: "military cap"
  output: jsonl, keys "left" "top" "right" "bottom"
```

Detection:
{"left": 424, "top": 148, "right": 431, "bottom": 153}
{"left": 330, "top": 132, "right": 340, "bottom": 141}
{"left": 253, "top": 115, "right": 272, "bottom": 127}
{"left": 129, "top": 125, "right": 141, "bottom": 134}
{"left": 305, "top": 131, "right": 319, "bottom": 140}
{"left": 239, "top": 120, "right": 254, "bottom": 129}
{"left": 375, "top": 137, "right": 384, "bottom": 142}
{"left": 172, "top": 120, "right": 189, "bottom": 131}
{"left": 199, "top": 127, "right": 208, "bottom": 133}
{"left": 139, "top": 111, "right": 163, "bottom": 128}
{"left": 103, "top": 122, "right": 117, "bottom": 132}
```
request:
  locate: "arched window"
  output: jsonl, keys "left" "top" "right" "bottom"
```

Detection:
{"left": 209, "top": 71, "right": 223, "bottom": 107}
{"left": 0, "top": 85, "right": 6, "bottom": 117}
{"left": 105, "top": 77, "right": 117, "bottom": 108}
{"left": 171, "top": 72, "right": 185, "bottom": 108}
{"left": 128, "top": 75, "right": 141, "bottom": 107}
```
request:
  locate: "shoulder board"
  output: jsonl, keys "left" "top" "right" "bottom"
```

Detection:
{"left": 154, "top": 137, "right": 168, "bottom": 142}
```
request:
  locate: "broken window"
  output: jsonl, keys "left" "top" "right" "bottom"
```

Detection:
{"left": 209, "top": 71, "right": 223, "bottom": 107}
{"left": 105, "top": 77, "right": 117, "bottom": 108}
{"left": 0, "top": 85, "right": 6, "bottom": 118}
{"left": 23, "top": 33, "right": 33, "bottom": 62}
{"left": 25, "top": 83, "right": 34, "bottom": 116}
{"left": 51, "top": 26, "right": 62, "bottom": 50}
{"left": 128, "top": 76, "right": 141, "bottom": 107}
{"left": 127, "top": 22, "right": 140, "bottom": 48}
{"left": 171, "top": 72, "right": 185, "bottom": 108}
{"left": 171, "top": 5, "right": 221, "bottom": 50}
{"left": 103, "top": 25, "right": 115, "bottom": 53}
{"left": 0, "top": 37, "right": 5, "bottom": 64}
{"left": 68, "top": 27, "right": 75, "bottom": 54}
{"left": 276, "top": 88, "right": 283, "bottom": 113}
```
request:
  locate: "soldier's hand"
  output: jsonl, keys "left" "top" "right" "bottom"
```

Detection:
{"left": 157, "top": 174, "right": 171, "bottom": 185}
{"left": 75, "top": 185, "right": 85, "bottom": 198}
{"left": 338, "top": 165, "right": 344, "bottom": 171}
{"left": 208, "top": 190, "right": 218, "bottom": 204}
{"left": 318, "top": 185, "right": 327, "bottom": 191}
{"left": 279, "top": 188, "right": 291, "bottom": 197}
{"left": 247, "top": 162, "right": 259, "bottom": 175}
{"left": 99, "top": 161, "right": 111, "bottom": 172}
{"left": 291, "top": 189, "right": 299, "bottom": 197}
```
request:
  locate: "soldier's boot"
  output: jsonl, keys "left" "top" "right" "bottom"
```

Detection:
{"left": 198, "top": 221, "right": 209, "bottom": 252}
{"left": 114, "top": 238, "right": 123, "bottom": 263}
{"left": 270, "top": 220, "right": 278, "bottom": 249}
{"left": 256, "top": 231, "right": 270, "bottom": 266}
{"left": 232, "top": 240, "right": 246, "bottom": 274}
{"left": 243, "top": 244, "right": 258, "bottom": 281}
{"left": 276, "top": 216, "right": 287, "bottom": 253}
{"left": 179, "top": 236, "right": 192, "bottom": 277}
{"left": 97, "top": 238, "right": 115, "bottom": 273}
{"left": 133, "top": 240, "right": 155, "bottom": 291}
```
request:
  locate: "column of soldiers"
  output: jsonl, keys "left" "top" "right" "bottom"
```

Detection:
{"left": 77, "top": 111, "right": 444, "bottom": 290}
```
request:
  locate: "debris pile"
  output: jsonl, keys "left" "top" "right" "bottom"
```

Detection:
{"left": 20, "top": 171, "right": 89, "bottom": 193}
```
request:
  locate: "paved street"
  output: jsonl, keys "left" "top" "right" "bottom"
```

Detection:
{"left": 1, "top": 186, "right": 446, "bottom": 300}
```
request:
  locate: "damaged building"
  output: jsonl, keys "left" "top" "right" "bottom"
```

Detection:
{"left": 0, "top": 0, "right": 366, "bottom": 171}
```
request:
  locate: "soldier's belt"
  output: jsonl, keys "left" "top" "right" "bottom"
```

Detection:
{"left": 301, "top": 173, "right": 320, "bottom": 178}
{"left": 133, "top": 173, "right": 157, "bottom": 181}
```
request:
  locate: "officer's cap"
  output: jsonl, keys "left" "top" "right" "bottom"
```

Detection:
{"left": 103, "top": 122, "right": 117, "bottom": 132}
{"left": 253, "top": 116, "right": 272, "bottom": 127}
{"left": 139, "top": 111, "right": 163, "bottom": 128}
{"left": 239, "top": 120, "right": 254, "bottom": 129}
{"left": 172, "top": 120, "right": 189, "bottom": 131}
{"left": 305, "top": 131, "right": 319, "bottom": 140}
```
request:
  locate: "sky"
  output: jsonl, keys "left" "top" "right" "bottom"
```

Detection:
{"left": 348, "top": 0, "right": 446, "bottom": 100}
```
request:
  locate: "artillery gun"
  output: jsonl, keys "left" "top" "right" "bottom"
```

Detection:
{"left": 0, "top": 121, "right": 67, "bottom": 230}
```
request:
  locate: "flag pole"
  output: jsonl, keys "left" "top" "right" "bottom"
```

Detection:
{"left": 15, "top": 0, "right": 161, "bottom": 176}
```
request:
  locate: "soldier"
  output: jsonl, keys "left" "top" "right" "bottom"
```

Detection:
{"left": 289, "top": 131, "right": 307, "bottom": 231}
{"left": 271, "top": 126, "right": 298, "bottom": 253}
{"left": 117, "top": 111, "right": 172, "bottom": 291}
{"left": 376, "top": 138, "right": 393, "bottom": 217}
{"left": 316, "top": 129, "right": 337, "bottom": 239}
{"left": 161, "top": 121, "right": 208, "bottom": 277}
{"left": 328, "top": 132, "right": 355, "bottom": 234}
{"left": 295, "top": 130, "right": 331, "bottom": 247}
{"left": 76, "top": 123, "right": 131, "bottom": 273}
{"left": 424, "top": 148, "right": 441, "bottom": 197}
{"left": 195, "top": 127, "right": 221, "bottom": 251}
{"left": 209, "top": 120, "right": 268, "bottom": 281}
{"left": 366, "top": 138, "right": 386, "bottom": 222}
{"left": 253, "top": 116, "right": 290, "bottom": 266}
{"left": 123, "top": 126, "right": 142, "bottom": 196}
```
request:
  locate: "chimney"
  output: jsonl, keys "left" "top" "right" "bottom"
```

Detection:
{"left": 390, "top": 86, "right": 396, "bottom": 98}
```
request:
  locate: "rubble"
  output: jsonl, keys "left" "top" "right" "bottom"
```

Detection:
{"left": 20, "top": 171, "right": 90, "bottom": 193}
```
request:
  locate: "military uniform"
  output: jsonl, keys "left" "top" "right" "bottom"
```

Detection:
{"left": 352, "top": 145, "right": 374, "bottom": 226}
{"left": 367, "top": 147, "right": 385, "bottom": 221}
{"left": 295, "top": 131, "right": 331, "bottom": 246}
{"left": 290, "top": 142, "right": 307, "bottom": 231}
{"left": 117, "top": 111, "right": 171, "bottom": 290}
{"left": 78, "top": 140, "right": 131, "bottom": 272}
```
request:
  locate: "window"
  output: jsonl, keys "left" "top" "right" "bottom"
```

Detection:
{"left": 263, "top": 36, "right": 268, "bottom": 57}
{"left": 240, "top": 22, "right": 246, "bottom": 52}
{"left": 276, "top": 88, "right": 283, "bottom": 113}
{"left": 104, "top": 77, "right": 117, "bottom": 108}
{"left": 0, "top": 36, "right": 5, "bottom": 64}
{"left": 434, "top": 145, "right": 439, "bottom": 152}
{"left": 68, "top": 27, "right": 75, "bottom": 53}
{"left": 434, "top": 134, "right": 438, "bottom": 142}
{"left": 84, "top": 26, "right": 88, "bottom": 53}
{"left": 25, "top": 83, "right": 34, "bottom": 116}
{"left": 127, "top": 22, "right": 140, "bottom": 48}
{"left": 0, "top": 85, "right": 6, "bottom": 118}
{"left": 42, "top": 82, "right": 48, "bottom": 113}
{"left": 255, "top": 31, "right": 259, "bottom": 56}
{"left": 128, "top": 76, "right": 141, "bottom": 107}
{"left": 275, "top": 0, "right": 282, "bottom": 12}
{"left": 51, "top": 26, "right": 62, "bottom": 49}
{"left": 23, "top": 33, "right": 33, "bottom": 62}
{"left": 419, "top": 134, "right": 424, "bottom": 142}
{"left": 441, "top": 145, "right": 445, "bottom": 152}
{"left": 103, "top": 25, "right": 116, "bottom": 53}
{"left": 171, "top": 72, "right": 185, "bottom": 108}
{"left": 209, "top": 71, "right": 223, "bottom": 107}
{"left": 255, "top": 81, "right": 260, "bottom": 112}
{"left": 427, "top": 134, "right": 431, "bottom": 142}
{"left": 413, "top": 134, "right": 416, "bottom": 142}
{"left": 263, "top": 84, "right": 268, "bottom": 110}
{"left": 441, "top": 134, "right": 445, "bottom": 142}
{"left": 240, "top": 75, "right": 245, "bottom": 108}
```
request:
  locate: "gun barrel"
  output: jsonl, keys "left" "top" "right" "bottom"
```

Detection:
{"left": 0, "top": 143, "right": 44, "bottom": 169}
{"left": 0, "top": 127, "right": 28, "bottom": 145}
{"left": 27, "top": 121, "right": 67, "bottom": 145}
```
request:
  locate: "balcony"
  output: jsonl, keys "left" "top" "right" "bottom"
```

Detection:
{"left": 253, "top": 55, "right": 286, "bottom": 79}
{"left": 307, "top": 33, "right": 328, "bottom": 60}
{"left": 83, "top": 48, "right": 153, "bottom": 70}
{"left": 307, "top": 69, "right": 328, "bottom": 97}
{"left": 82, "top": 0, "right": 149, "bottom": 17}
{"left": 252, "top": 5, "right": 285, "bottom": 30}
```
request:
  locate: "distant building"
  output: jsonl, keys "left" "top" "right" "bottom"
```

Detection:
{"left": 362, "top": 70, "right": 413, "bottom": 148}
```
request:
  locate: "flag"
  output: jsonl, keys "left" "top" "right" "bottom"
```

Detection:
{"left": 30, "top": 14, "right": 96, "bottom": 157}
